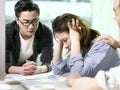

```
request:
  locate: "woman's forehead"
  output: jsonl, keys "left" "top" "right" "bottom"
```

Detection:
{"left": 55, "top": 32, "right": 69, "bottom": 40}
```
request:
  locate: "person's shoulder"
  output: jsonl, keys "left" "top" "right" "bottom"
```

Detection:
{"left": 38, "top": 22, "right": 51, "bottom": 32}
{"left": 91, "top": 38, "right": 111, "bottom": 49}
{"left": 6, "top": 20, "right": 19, "bottom": 36}
{"left": 6, "top": 20, "right": 17, "bottom": 29}
{"left": 35, "top": 22, "right": 52, "bottom": 39}
{"left": 92, "top": 38, "right": 108, "bottom": 45}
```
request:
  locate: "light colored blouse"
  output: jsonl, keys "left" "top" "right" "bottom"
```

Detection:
{"left": 51, "top": 40, "right": 120, "bottom": 77}
{"left": 95, "top": 64, "right": 120, "bottom": 90}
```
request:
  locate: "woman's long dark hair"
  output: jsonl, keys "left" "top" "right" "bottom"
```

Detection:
{"left": 52, "top": 13, "right": 100, "bottom": 52}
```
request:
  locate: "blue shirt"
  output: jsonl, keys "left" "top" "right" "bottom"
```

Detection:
{"left": 51, "top": 40, "right": 120, "bottom": 77}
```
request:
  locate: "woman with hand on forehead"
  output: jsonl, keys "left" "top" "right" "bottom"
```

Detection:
{"left": 51, "top": 13, "right": 120, "bottom": 77}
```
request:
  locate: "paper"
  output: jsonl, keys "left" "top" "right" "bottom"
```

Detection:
{"left": 6, "top": 72, "right": 66, "bottom": 82}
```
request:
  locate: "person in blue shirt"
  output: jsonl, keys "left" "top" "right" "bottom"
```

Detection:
{"left": 51, "top": 13, "right": 120, "bottom": 77}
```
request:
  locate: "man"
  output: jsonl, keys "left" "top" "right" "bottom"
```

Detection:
{"left": 6, "top": 0, "right": 53, "bottom": 76}
{"left": 66, "top": 0, "right": 120, "bottom": 90}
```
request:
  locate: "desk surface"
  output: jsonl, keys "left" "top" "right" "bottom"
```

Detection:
{"left": 10, "top": 81, "right": 71, "bottom": 90}
{"left": 5, "top": 72, "right": 71, "bottom": 90}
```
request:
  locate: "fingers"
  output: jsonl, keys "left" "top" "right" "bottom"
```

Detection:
{"left": 23, "top": 65, "right": 36, "bottom": 75}
{"left": 95, "top": 34, "right": 120, "bottom": 48}
{"left": 23, "top": 69, "right": 35, "bottom": 76}
{"left": 67, "top": 21, "right": 71, "bottom": 29}
{"left": 72, "top": 19, "right": 75, "bottom": 27}
{"left": 96, "top": 34, "right": 112, "bottom": 42}
{"left": 96, "top": 36, "right": 104, "bottom": 42}
{"left": 76, "top": 19, "right": 79, "bottom": 26}
{"left": 22, "top": 60, "right": 37, "bottom": 75}
{"left": 23, "top": 64, "right": 37, "bottom": 70}
{"left": 67, "top": 19, "right": 75, "bottom": 28}
{"left": 67, "top": 19, "right": 81, "bottom": 31}
{"left": 23, "top": 60, "right": 37, "bottom": 67}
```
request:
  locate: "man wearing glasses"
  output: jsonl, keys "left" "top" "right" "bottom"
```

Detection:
{"left": 6, "top": 0, "right": 53, "bottom": 76}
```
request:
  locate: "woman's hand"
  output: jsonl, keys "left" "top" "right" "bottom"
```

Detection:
{"left": 67, "top": 19, "right": 81, "bottom": 57}
{"left": 68, "top": 19, "right": 81, "bottom": 40}
{"left": 51, "top": 40, "right": 63, "bottom": 63}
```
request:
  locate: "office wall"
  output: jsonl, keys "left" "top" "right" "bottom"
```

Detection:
{"left": 91, "top": 0, "right": 119, "bottom": 39}
{"left": 5, "top": 0, "right": 119, "bottom": 40}
{"left": 5, "top": 1, "right": 91, "bottom": 29}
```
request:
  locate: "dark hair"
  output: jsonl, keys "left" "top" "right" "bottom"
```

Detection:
{"left": 14, "top": 0, "right": 40, "bottom": 17}
{"left": 52, "top": 13, "right": 100, "bottom": 52}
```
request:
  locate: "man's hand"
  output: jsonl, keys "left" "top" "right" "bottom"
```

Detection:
{"left": 34, "top": 65, "right": 48, "bottom": 74}
{"left": 22, "top": 60, "right": 37, "bottom": 75}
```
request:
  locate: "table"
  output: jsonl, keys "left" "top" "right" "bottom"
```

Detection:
{"left": 5, "top": 72, "right": 71, "bottom": 90}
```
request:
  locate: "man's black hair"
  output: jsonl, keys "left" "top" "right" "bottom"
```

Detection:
{"left": 14, "top": 0, "right": 40, "bottom": 17}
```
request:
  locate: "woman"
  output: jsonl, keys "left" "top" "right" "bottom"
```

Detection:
{"left": 51, "top": 13, "right": 120, "bottom": 77}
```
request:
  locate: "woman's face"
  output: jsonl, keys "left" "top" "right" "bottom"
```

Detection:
{"left": 55, "top": 32, "right": 71, "bottom": 50}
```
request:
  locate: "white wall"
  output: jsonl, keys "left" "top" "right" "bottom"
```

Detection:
{"left": 91, "top": 0, "right": 119, "bottom": 39}
{"left": 5, "top": 1, "right": 91, "bottom": 29}
{"left": 6, "top": 0, "right": 119, "bottom": 40}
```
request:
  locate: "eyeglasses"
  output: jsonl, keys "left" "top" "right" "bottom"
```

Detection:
{"left": 19, "top": 18, "right": 39, "bottom": 27}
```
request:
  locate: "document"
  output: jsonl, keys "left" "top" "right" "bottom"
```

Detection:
{"left": 5, "top": 72, "right": 71, "bottom": 90}
{"left": 6, "top": 72, "right": 66, "bottom": 82}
